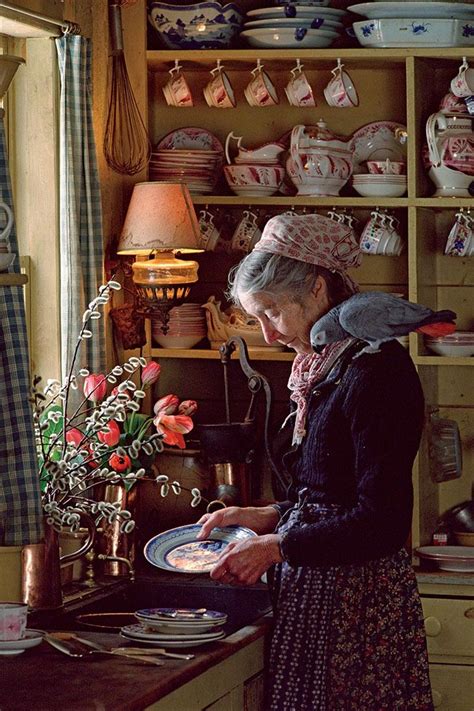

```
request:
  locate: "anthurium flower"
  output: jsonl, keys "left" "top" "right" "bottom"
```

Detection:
{"left": 66, "top": 428, "right": 83, "bottom": 448}
{"left": 141, "top": 362, "right": 161, "bottom": 386}
{"left": 178, "top": 400, "right": 198, "bottom": 416}
{"left": 153, "top": 414, "right": 194, "bottom": 449}
{"left": 83, "top": 374, "right": 107, "bottom": 402}
{"left": 153, "top": 394, "right": 179, "bottom": 416}
{"left": 97, "top": 419, "right": 121, "bottom": 447}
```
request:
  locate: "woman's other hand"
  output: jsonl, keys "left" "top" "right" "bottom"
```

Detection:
{"left": 196, "top": 505, "right": 280, "bottom": 540}
{"left": 210, "top": 534, "right": 283, "bottom": 586}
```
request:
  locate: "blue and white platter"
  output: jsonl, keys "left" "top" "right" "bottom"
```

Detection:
{"left": 348, "top": 2, "right": 474, "bottom": 20}
{"left": 143, "top": 524, "right": 256, "bottom": 574}
{"left": 135, "top": 608, "right": 227, "bottom": 635}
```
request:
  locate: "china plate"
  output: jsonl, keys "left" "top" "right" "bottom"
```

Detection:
{"left": 120, "top": 629, "right": 226, "bottom": 648}
{"left": 349, "top": 121, "right": 407, "bottom": 174}
{"left": 247, "top": 6, "right": 346, "bottom": 20}
{"left": 121, "top": 624, "right": 225, "bottom": 642}
{"left": 136, "top": 608, "right": 227, "bottom": 622}
{"left": 156, "top": 127, "right": 224, "bottom": 156}
{"left": 416, "top": 546, "right": 474, "bottom": 572}
{"left": 348, "top": 2, "right": 474, "bottom": 20}
{"left": 0, "top": 629, "right": 44, "bottom": 656}
{"left": 241, "top": 27, "right": 337, "bottom": 48}
{"left": 144, "top": 524, "right": 256, "bottom": 573}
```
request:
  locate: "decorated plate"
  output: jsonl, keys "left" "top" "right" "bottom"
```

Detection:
{"left": 120, "top": 628, "right": 226, "bottom": 648}
{"left": 144, "top": 524, "right": 256, "bottom": 574}
{"left": 121, "top": 624, "right": 225, "bottom": 642}
{"left": 135, "top": 608, "right": 227, "bottom": 635}
{"left": 350, "top": 121, "right": 407, "bottom": 174}
{"left": 241, "top": 27, "right": 337, "bottom": 49}
{"left": 0, "top": 629, "right": 44, "bottom": 656}
{"left": 156, "top": 127, "right": 224, "bottom": 156}
{"left": 348, "top": 2, "right": 474, "bottom": 20}
{"left": 416, "top": 546, "right": 474, "bottom": 572}
{"left": 247, "top": 6, "right": 346, "bottom": 20}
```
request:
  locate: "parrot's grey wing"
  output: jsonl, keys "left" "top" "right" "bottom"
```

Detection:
{"left": 339, "top": 293, "right": 432, "bottom": 340}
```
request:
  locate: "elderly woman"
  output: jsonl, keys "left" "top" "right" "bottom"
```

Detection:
{"left": 198, "top": 214, "right": 433, "bottom": 710}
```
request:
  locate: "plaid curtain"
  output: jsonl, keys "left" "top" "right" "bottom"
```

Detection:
{"left": 0, "top": 112, "right": 43, "bottom": 545}
{"left": 55, "top": 35, "right": 105, "bottom": 379}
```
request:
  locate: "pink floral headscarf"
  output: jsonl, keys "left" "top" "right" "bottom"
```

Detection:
{"left": 254, "top": 213, "right": 362, "bottom": 293}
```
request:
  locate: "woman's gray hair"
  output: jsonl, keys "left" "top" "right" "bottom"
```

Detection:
{"left": 227, "top": 251, "right": 353, "bottom": 310}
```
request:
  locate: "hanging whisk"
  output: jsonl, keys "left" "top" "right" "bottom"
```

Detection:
{"left": 104, "top": 0, "right": 151, "bottom": 175}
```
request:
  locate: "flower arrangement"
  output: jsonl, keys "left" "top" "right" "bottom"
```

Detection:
{"left": 31, "top": 280, "right": 201, "bottom": 536}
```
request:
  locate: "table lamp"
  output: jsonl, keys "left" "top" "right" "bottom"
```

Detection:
{"left": 117, "top": 182, "right": 203, "bottom": 333}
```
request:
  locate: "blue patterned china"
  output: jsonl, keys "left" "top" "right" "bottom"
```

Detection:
{"left": 148, "top": 2, "right": 244, "bottom": 50}
{"left": 144, "top": 524, "right": 256, "bottom": 573}
{"left": 135, "top": 608, "right": 227, "bottom": 634}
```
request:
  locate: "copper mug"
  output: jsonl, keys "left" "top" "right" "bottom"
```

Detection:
{"left": 21, "top": 513, "right": 95, "bottom": 610}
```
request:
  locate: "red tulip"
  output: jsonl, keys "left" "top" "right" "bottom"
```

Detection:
{"left": 178, "top": 400, "right": 198, "bottom": 416}
{"left": 153, "top": 394, "right": 179, "bottom": 416}
{"left": 153, "top": 414, "right": 194, "bottom": 449}
{"left": 66, "top": 428, "right": 83, "bottom": 448}
{"left": 83, "top": 374, "right": 107, "bottom": 402}
{"left": 108, "top": 452, "right": 131, "bottom": 472}
{"left": 97, "top": 419, "right": 121, "bottom": 447}
{"left": 141, "top": 362, "right": 161, "bottom": 386}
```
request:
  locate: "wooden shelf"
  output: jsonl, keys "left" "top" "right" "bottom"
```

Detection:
{"left": 413, "top": 355, "right": 474, "bottom": 367}
{"left": 149, "top": 347, "right": 294, "bottom": 361}
{"left": 191, "top": 196, "right": 410, "bottom": 208}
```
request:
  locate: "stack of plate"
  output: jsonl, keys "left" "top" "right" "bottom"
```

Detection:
{"left": 240, "top": 4, "right": 346, "bottom": 48}
{"left": 424, "top": 331, "right": 474, "bottom": 357}
{"left": 149, "top": 149, "right": 222, "bottom": 194}
{"left": 120, "top": 608, "right": 227, "bottom": 649}
{"left": 152, "top": 303, "right": 207, "bottom": 349}
{"left": 349, "top": 2, "right": 474, "bottom": 48}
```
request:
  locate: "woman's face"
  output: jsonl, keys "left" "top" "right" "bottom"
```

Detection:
{"left": 239, "top": 277, "right": 330, "bottom": 355}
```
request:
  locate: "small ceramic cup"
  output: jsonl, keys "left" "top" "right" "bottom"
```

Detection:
{"left": 244, "top": 61, "right": 279, "bottom": 108}
{"left": 444, "top": 214, "right": 472, "bottom": 256}
{"left": 203, "top": 62, "right": 235, "bottom": 109}
{"left": 324, "top": 59, "right": 359, "bottom": 108}
{"left": 162, "top": 61, "right": 193, "bottom": 108}
{"left": 0, "top": 602, "right": 28, "bottom": 641}
{"left": 284, "top": 61, "right": 315, "bottom": 107}
{"left": 450, "top": 59, "right": 474, "bottom": 98}
{"left": 231, "top": 211, "right": 262, "bottom": 252}
{"left": 367, "top": 159, "right": 406, "bottom": 175}
{"left": 198, "top": 210, "right": 220, "bottom": 251}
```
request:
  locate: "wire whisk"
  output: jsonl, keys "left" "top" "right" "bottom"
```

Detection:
{"left": 103, "top": 1, "right": 151, "bottom": 175}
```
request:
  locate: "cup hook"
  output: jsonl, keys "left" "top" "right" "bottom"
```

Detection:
{"left": 256, "top": 58, "right": 263, "bottom": 73}
{"left": 333, "top": 57, "right": 344, "bottom": 76}
{"left": 212, "top": 58, "right": 223, "bottom": 75}
{"left": 460, "top": 56, "right": 469, "bottom": 72}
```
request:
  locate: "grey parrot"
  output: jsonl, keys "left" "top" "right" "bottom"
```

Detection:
{"left": 310, "top": 292, "right": 457, "bottom": 355}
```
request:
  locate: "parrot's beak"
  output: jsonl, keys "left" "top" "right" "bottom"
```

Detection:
{"left": 312, "top": 344, "right": 325, "bottom": 355}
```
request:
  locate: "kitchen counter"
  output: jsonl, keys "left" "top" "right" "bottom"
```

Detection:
{"left": 0, "top": 616, "right": 272, "bottom": 711}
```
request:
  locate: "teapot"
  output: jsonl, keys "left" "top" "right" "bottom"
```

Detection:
{"left": 225, "top": 131, "right": 286, "bottom": 166}
{"left": 425, "top": 112, "right": 474, "bottom": 197}
{"left": 287, "top": 120, "right": 353, "bottom": 196}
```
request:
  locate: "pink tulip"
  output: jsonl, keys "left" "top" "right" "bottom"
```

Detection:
{"left": 178, "top": 399, "right": 198, "bottom": 417}
{"left": 153, "top": 394, "right": 179, "bottom": 416}
{"left": 83, "top": 374, "right": 107, "bottom": 402}
{"left": 141, "top": 362, "right": 161, "bottom": 386}
{"left": 66, "top": 428, "right": 83, "bottom": 448}
{"left": 154, "top": 414, "right": 194, "bottom": 449}
{"left": 97, "top": 419, "right": 121, "bottom": 447}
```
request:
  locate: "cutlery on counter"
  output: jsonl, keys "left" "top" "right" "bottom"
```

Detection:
{"left": 111, "top": 646, "right": 195, "bottom": 660}
{"left": 44, "top": 632, "right": 165, "bottom": 665}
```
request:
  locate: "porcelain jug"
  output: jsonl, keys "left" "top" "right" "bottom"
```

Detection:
{"left": 225, "top": 131, "right": 285, "bottom": 165}
{"left": 425, "top": 112, "right": 474, "bottom": 196}
{"left": 287, "top": 121, "right": 353, "bottom": 196}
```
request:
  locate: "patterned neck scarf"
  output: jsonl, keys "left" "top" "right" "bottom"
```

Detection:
{"left": 287, "top": 338, "right": 356, "bottom": 446}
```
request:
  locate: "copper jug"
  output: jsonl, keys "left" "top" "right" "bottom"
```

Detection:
{"left": 21, "top": 513, "right": 95, "bottom": 610}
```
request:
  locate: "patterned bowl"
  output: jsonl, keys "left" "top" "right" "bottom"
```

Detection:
{"left": 149, "top": 2, "right": 244, "bottom": 49}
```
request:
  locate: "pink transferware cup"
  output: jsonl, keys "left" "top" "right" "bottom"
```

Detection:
{"left": 203, "top": 63, "right": 235, "bottom": 109}
{"left": 367, "top": 159, "right": 406, "bottom": 175}
{"left": 0, "top": 602, "right": 28, "bottom": 641}
{"left": 162, "top": 62, "right": 193, "bottom": 108}
{"left": 450, "top": 59, "right": 474, "bottom": 99}
{"left": 284, "top": 61, "right": 315, "bottom": 108}
{"left": 244, "top": 62, "right": 279, "bottom": 107}
{"left": 324, "top": 59, "right": 359, "bottom": 108}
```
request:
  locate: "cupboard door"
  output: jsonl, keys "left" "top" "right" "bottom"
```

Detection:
{"left": 429, "top": 664, "right": 474, "bottom": 711}
{"left": 422, "top": 597, "right": 474, "bottom": 658}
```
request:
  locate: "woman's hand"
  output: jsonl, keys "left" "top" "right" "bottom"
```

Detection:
{"left": 210, "top": 534, "right": 283, "bottom": 586}
{"left": 196, "top": 505, "right": 280, "bottom": 540}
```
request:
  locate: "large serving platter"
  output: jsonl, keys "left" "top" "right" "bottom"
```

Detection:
{"left": 416, "top": 546, "right": 474, "bottom": 572}
{"left": 241, "top": 27, "right": 337, "bottom": 48}
{"left": 244, "top": 18, "right": 343, "bottom": 31}
{"left": 247, "top": 5, "right": 345, "bottom": 20}
{"left": 156, "top": 127, "right": 224, "bottom": 156}
{"left": 353, "top": 18, "right": 474, "bottom": 48}
{"left": 348, "top": 2, "right": 474, "bottom": 20}
{"left": 144, "top": 524, "right": 256, "bottom": 573}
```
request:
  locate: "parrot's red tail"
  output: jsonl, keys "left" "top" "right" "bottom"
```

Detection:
{"left": 416, "top": 322, "right": 457, "bottom": 336}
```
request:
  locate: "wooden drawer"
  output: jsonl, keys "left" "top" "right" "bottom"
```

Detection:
{"left": 429, "top": 664, "right": 474, "bottom": 710}
{"left": 422, "top": 597, "right": 474, "bottom": 659}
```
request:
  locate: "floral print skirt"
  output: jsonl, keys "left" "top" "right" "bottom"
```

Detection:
{"left": 266, "top": 505, "right": 433, "bottom": 711}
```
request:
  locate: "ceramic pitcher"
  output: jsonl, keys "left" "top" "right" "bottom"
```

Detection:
{"left": 425, "top": 112, "right": 474, "bottom": 196}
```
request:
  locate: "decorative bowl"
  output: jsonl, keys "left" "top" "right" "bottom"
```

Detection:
{"left": 353, "top": 18, "right": 474, "bottom": 48}
{"left": 149, "top": 2, "right": 243, "bottom": 49}
{"left": 424, "top": 341, "right": 474, "bottom": 357}
{"left": 224, "top": 164, "right": 285, "bottom": 196}
{"left": 352, "top": 174, "right": 407, "bottom": 197}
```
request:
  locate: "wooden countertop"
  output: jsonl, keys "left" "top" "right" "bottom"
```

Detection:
{"left": 0, "top": 617, "right": 272, "bottom": 711}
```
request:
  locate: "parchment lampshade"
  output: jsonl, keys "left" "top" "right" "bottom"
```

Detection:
{"left": 117, "top": 182, "right": 203, "bottom": 330}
